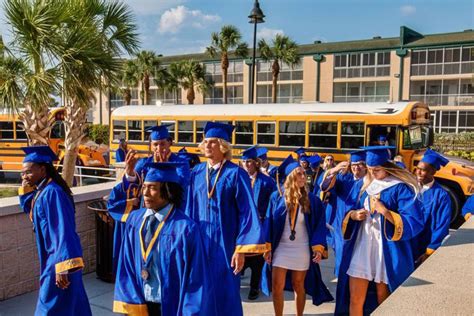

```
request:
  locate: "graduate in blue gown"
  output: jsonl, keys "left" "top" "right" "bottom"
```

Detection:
{"left": 257, "top": 146, "right": 277, "bottom": 177}
{"left": 176, "top": 147, "right": 201, "bottom": 170}
{"left": 241, "top": 146, "right": 277, "bottom": 300}
{"left": 413, "top": 149, "right": 451, "bottom": 265}
{"left": 185, "top": 122, "right": 267, "bottom": 316}
{"left": 113, "top": 162, "right": 214, "bottom": 316}
{"left": 261, "top": 160, "right": 333, "bottom": 315}
{"left": 335, "top": 146, "right": 424, "bottom": 315}
{"left": 462, "top": 195, "right": 474, "bottom": 221}
{"left": 307, "top": 154, "right": 323, "bottom": 193}
{"left": 18, "top": 146, "right": 91, "bottom": 316}
{"left": 319, "top": 150, "right": 367, "bottom": 276}
{"left": 115, "top": 139, "right": 128, "bottom": 163}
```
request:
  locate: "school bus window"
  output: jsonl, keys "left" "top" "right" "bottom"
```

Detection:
{"left": 178, "top": 121, "right": 193, "bottom": 143}
{"left": 341, "top": 122, "right": 365, "bottom": 149}
{"left": 0, "top": 122, "right": 14, "bottom": 139}
{"left": 50, "top": 121, "right": 65, "bottom": 140}
{"left": 15, "top": 122, "right": 27, "bottom": 140}
{"left": 308, "top": 122, "right": 337, "bottom": 148}
{"left": 257, "top": 122, "right": 275, "bottom": 145}
{"left": 160, "top": 121, "right": 175, "bottom": 141}
{"left": 235, "top": 121, "right": 253, "bottom": 145}
{"left": 128, "top": 120, "right": 142, "bottom": 141}
{"left": 144, "top": 120, "right": 157, "bottom": 140}
{"left": 279, "top": 121, "right": 305, "bottom": 147}
{"left": 196, "top": 121, "right": 206, "bottom": 143}
{"left": 113, "top": 120, "right": 126, "bottom": 142}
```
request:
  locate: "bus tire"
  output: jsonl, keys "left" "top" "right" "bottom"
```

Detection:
{"left": 438, "top": 183, "right": 462, "bottom": 229}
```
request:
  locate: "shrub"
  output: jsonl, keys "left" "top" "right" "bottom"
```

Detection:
{"left": 86, "top": 124, "right": 109, "bottom": 145}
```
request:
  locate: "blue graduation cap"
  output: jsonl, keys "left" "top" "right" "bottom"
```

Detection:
{"left": 350, "top": 150, "right": 366, "bottom": 163}
{"left": 308, "top": 155, "right": 322, "bottom": 168}
{"left": 378, "top": 135, "right": 387, "bottom": 142}
{"left": 299, "top": 154, "right": 309, "bottom": 163}
{"left": 144, "top": 162, "right": 190, "bottom": 187}
{"left": 22, "top": 146, "right": 58, "bottom": 163}
{"left": 204, "top": 122, "right": 235, "bottom": 142}
{"left": 241, "top": 146, "right": 258, "bottom": 160}
{"left": 176, "top": 148, "right": 200, "bottom": 169}
{"left": 395, "top": 161, "right": 407, "bottom": 169}
{"left": 360, "top": 146, "right": 395, "bottom": 167}
{"left": 421, "top": 149, "right": 449, "bottom": 171}
{"left": 256, "top": 147, "right": 269, "bottom": 160}
{"left": 276, "top": 155, "right": 296, "bottom": 182}
{"left": 146, "top": 124, "right": 172, "bottom": 141}
{"left": 294, "top": 147, "right": 306, "bottom": 156}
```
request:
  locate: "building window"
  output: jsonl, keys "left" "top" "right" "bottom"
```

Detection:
{"left": 205, "top": 86, "right": 223, "bottom": 104}
{"left": 204, "top": 62, "right": 222, "bottom": 84}
{"left": 228, "top": 86, "right": 244, "bottom": 104}
{"left": 333, "top": 81, "right": 390, "bottom": 102}
{"left": 205, "top": 85, "right": 243, "bottom": 104}
{"left": 257, "top": 83, "right": 303, "bottom": 103}
{"left": 257, "top": 122, "right": 275, "bottom": 145}
{"left": 411, "top": 46, "right": 474, "bottom": 76}
{"left": 341, "top": 122, "right": 365, "bottom": 149}
{"left": 112, "top": 120, "right": 126, "bottom": 142}
{"left": 334, "top": 51, "right": 390, "bottom": 78}
{"left": 205, "top": 61, "right": 243, "bottom": 84}
{"left": 257, "top": 61, "right": 303, "bottom": 82}
{"left": 235, "top": 121, "right": 253, "bottom": 145}
{"left": 128, "top": 120, "right": 142, "bottom": 142}
{"left": 279, "top": 121, "right": 305, "bottom": 147}
{"left": 308, "top": 122, "right": 337, "bottom": 149}
{"left": 177, "top": 121, "right": 193, "bottom": 143}
{"left": 458, "top": 111, "right": 474, "bottom": 132}
{"left": 151, "top": 88, "right": 181, "bottom": 105}
{"left": 410, "top": 78, "right": 474, "bottom": 106}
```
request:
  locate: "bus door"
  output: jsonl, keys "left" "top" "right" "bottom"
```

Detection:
{"left": 366, "top": 125, "right": 399, "bottom": 156}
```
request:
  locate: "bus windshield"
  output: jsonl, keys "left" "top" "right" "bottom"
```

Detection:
{"left": 402, "top": 125, "right": 432, "bottom": 150}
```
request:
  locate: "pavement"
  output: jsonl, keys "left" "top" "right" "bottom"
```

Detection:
{"left": 0, "top": 251, "right": 337, "bottom": 316}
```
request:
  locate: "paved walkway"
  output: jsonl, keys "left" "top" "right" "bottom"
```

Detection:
{"left": 0, "top": 252, "right": 337, "bottom": 316}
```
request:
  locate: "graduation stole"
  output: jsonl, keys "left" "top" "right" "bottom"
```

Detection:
{"left": 276, "top": 172, "right": 283, "bottom": 197}
{"left": 139, "top": 205, "right": 174, "bottom": 264}
{"left": 206, "top": 160, "right": 226, "bottom": 199}
{"left": 29, "top": 178, "right": 53, "bottom": 222}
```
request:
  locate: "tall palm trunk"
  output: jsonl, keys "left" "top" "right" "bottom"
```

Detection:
{"left": 143, "top": 74, "right": 150, "bottom": 104}
{"left": 221, "top": 54, "right": 229, "bottom": 104}
{"left": 124, "top": 88, "right": 131, "bottom": 105}
{"left": 19, "top": 103, "right": 52, "bottom": 145}
{"left": 272, "top": 60, "right": 280, "bottom": 104}
{"left": 62, "top": 103, "right": 88, "bottom": 186}
{"left": 175, "top": 89, "right": 179, "bottom": 104}
{"left": 187, "top": 86, "right": 195, "bottom": 104}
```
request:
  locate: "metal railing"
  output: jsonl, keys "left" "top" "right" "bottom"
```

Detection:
{"left": 0, "top": 162, "right": 118, "bottom": 186}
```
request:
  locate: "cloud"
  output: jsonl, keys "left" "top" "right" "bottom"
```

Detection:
{"left": 158, "top": 6, "right": 221, "bottom": 34}
{"left": 125, "top": 0, "right": 186, "bottom": 15}
{"left": 257, "top": 27, "right": 284, "bottom": 42}
{"left": 400, "top": 5, "right": 416, "bottom": 16}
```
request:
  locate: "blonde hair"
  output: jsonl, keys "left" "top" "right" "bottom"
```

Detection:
{"left": 360, "top": 161, "right": 420, "bottom": 197}
{"left": 284, "top": 168, "right": 310, "bottom": 213}
{"left": 198, "top": 137, "right": 232, "bottom": 160}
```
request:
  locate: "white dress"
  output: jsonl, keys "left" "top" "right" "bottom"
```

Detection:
{"left": 346, "top": 176, "right": 402, "bottom": 284}
{"left": 273, "top": 207, "right": 310, "bottom": 271}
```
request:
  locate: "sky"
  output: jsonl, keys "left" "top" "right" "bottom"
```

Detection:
{"left": 0, "top": 0, "right": 473, "bottom": 57}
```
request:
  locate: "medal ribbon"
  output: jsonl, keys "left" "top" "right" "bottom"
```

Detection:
{"left": 288, "top": 203, "right": 299, "bottom": 238}
{"left": 139, "top": 205, "right": 174, "bottom": 263}
{"left": 206, "top": 160, "right": 226, "bottom": 199}
{"left": 251, "top": 177, "right": 256, "bottom": 189}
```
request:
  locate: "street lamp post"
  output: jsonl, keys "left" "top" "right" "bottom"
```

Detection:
{"left": 248, "top": 0, "right": 265, "bottom": 104}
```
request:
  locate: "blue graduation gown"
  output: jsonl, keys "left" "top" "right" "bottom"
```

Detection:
{"left": 107, "top": 176, "right": 143, "bottom": 274}
{"left": 335, "top": 183, "right": 424, "bottom": 315}
{"left": 116, "top": 148, "right": 126, "bottom": 162}
{"left": 320, "top": 172, "right": 360, "bottom": 276}
{"left": 185, "top": 161, "right": 267, "bottom": 316}
{"left": 19, "top": 180, "right": 91, "bottom": 316}
{"left": 462, "top": 195, "right": 474, "bottom": 220}
{"left": 261, "top": 192, "right": 334, "bottom": 305}
{"left": 412, "top": 182, "right": 451, "bottom": 259}
{"left": 252, "top": 172, "right": 277, "bottom": 220}
{"left": 134, "top": 153, "right": 181, "bottom": 182}
{"left": 113, "top": 207, "right": 215, "bottom": 316}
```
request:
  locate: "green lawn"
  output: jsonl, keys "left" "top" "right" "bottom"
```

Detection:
{"left": 0, "top": 188, "right": 18, "bottom": 198}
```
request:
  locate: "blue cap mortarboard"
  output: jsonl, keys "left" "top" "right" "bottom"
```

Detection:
{"left": 300, "top": 155, "right": 309, "bottom": 163}
{"left": 256, "top": 147, "right": 268, "bottom": 160}
{"left": 277, "top": 155, "right": 296, "bottom": 182}
{"left": 285, "top": 162, "right": 300, "bottom": 178}
{"left": 421, "top": 149, "right": 449, "bottom": 171}
{"left": 350, "top": 150, "right": 366, "bottom": 163}
{"left": 308, "top": 155, "right": 322, "bottom": 168}
{"left": 378, "top": 135, "right": 387, "bottom": 142}
{"left": 204, "top": 122, "right": 235, "bottom": 142}
{"left": 241, "top": 146, "right": 258, "bottom": 160}
{"left": 294, "top": 147, "right": 306, "bottom": 156}
{"left": 360, "top": 146, "right": 395, "bottom": 167}
{"left": 144, "top": 162, "right": 190, "bottom": 187}
{"left": 146, "top": 124, "right": 172, "bottom": 141}
{"left": 22, "top": 146, "right": 58, "bottom": 163}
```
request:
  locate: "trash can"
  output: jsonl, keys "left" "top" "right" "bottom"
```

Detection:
{"left": 87, "top": 196, "right": 115, "bottom": 283}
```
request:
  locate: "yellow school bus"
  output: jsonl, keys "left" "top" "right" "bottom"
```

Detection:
{"left": 110, "top": 101, "right": 473, "bottom": 224}
{"left": 0, "top": 108, "right": 107, "bottom": 171}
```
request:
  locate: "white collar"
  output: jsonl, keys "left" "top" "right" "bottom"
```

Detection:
{"left": 421, "top": 179, "right": 435, "bottom": 193}
{"left": 366, "top": 176, "right": 402, "bottom": 196}
{"left": 207, "top": 160, "right": 224, "bottom": 170}
{"left": 143, "top": 203, "right": 173, "bottom": 222}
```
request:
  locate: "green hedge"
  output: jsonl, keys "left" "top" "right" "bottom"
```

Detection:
{"left": 434, "top": 132, "right": 474, "bottom": 161}
{"left": 86, "top": 124, "right": 109, "bottom": 145}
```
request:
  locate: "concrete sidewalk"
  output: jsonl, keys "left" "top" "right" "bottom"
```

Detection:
{"left": 0, "top": 253, "right": 337, "bottom": 315}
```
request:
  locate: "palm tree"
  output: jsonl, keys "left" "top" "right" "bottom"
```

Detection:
{"left": 177, "top": 60, "right": 210, "bottom": 105}
{"left": 258, "top": 34, "right": 300, "bottom": 103}
{"left": 164, "top": 62, "right": 184, "bottom": 104}
{"left": 121, "top": 60, "right": 140, "bottom": 105}
{"left": 206, "top": 25, "right": 248, "bottom": 104}
{"left": 134, "top": 50, "right": 162, "bottom": 105}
